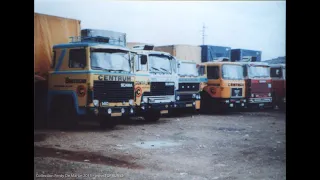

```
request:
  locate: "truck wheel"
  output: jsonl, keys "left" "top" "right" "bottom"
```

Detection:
{"left": 48, "top": 96, "right": 78, "bottom": 130}
{"left": 99, "top": 116, "right": 117, "bottom": 129}
{"left": 143, "top": 111, "right": 160, "bottom": 122}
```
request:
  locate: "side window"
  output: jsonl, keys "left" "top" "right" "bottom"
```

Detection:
{"left": 139, "top": 55, "right": 148, "bottom": 71}
{"left": 69, "top": 49, "right": 86, "bottom": 68}
{"left": 198, "top": 65, "right": 205, "bottom": 76}
{"left": 271, "top": 67, "right": 282, "bottom": 78}
{"left": 207, "top": 66, "right": 220, "bottom": 79}
{"left": 51, "top": 50, "right": 56, "bottom": 68}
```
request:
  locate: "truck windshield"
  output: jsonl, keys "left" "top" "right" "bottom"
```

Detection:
{"left": 222, "top": 64, "right": 244, "bottom": 80}
{"left": 179, "top": 62, "right": 198, "bottom": 76}
{"left": 149, "top": 54, "right": 172, "bottom": 74}
{"left": 90, "top": 49, "right": 130, "bottom": 72}
{"left": 248, "top": 66, "right": 270, "bottom": 78}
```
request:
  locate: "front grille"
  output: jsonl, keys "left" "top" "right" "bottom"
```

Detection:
{"left": 178, "top": 94, "right": 194, "bottom": 101}
{"left": 144, "top": 82, "right": 175, "bottom": 96}
{"left": 231, "top": 88, "right": 243, "bottom": 97}
{"left": 93, "top": 81, "right": 134, "bottom": 102}
{"left": 251, "top": 83, "right": 270, "bottom": 93}
{"left": 177, "top": 83, "right": 199, "bottom": 92}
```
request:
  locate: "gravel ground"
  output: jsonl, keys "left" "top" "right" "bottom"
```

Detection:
{"left": 34, "top": 110, "right": 286, "bottom": 180}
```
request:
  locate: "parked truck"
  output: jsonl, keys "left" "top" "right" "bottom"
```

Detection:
{"left": 132, "top": 44, "right": 178, "bottom": 121}
{"left": 240, "top": 62, "right": 272, "bottom": 109}
{"left": 174, "top": 59, "right": 206, "bottom": 111}
{"left": 200, "top": 61, "right": 246, "bottom": 113}
{"left": 270, "top": 64, "right": 286, "bottom": 110}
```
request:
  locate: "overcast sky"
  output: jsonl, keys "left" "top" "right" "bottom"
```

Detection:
{"left": 35, "top": 0, "right": 285, "bottom": 61}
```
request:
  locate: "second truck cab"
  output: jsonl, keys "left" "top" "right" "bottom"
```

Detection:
{"left": 200, "top": 61, "right": 246, "bottom": 112}
{"left": 270, "top": 64, "right": 286, "bottom": 110}
{"left": 132, "top": 45, "right": 178, "bottom": 121}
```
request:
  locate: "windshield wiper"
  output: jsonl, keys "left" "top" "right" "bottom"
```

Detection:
{"left": 150, "top": 67, "right": 163, "bottom": 73}
{"left": 160, "top": 68, "right": 170, "bottom": 73}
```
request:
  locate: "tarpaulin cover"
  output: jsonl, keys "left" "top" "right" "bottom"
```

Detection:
{"left": 34, "top": 13, "right": 80, "bottom": 78}
{"left": 154, "top": 45, "right": 201, "bottom": 64}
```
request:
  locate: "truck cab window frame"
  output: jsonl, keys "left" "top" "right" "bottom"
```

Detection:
{"left": 207, "top": 66, "right": 220, "bottom": 79}
{"left": 69, "top": 48, "right": 87, "bottom": 68}
{"left": 51, "top": 50, "right": 56, "bottom": 68}
{"left": 270, "top": 67, "right": 283, "bottom": 78}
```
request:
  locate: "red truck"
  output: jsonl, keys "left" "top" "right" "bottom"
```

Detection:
{"left": 270, "top": 64, "right": 286, "bottom": 110}
{"left": 240, "top": 62, "right": 273, "bottom": 109}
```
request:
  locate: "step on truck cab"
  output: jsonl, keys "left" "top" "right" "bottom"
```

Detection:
{"left": 240, "top": 62, "right": 272, "bottom": 109}
{"left": 200, "top": 61, "right": 246, "bottom": 112}
{"left": 270, "top": 64, "right": 286, "bottom": 110}
{"left": 47, "top": 35, "right": 137, "bottom": 129}
{"left": 174, "top": 59, "right": 206, "bottom": 111}
{"left": 132, "top": 44, "right": 178, "bottom": 121}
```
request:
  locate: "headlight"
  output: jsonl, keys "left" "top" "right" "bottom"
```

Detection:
{"left": 251, "top": 94, "right": 254, "bottom": 98}
{"left": 268, "top": 93, "right": 271, "bottom": 97}
{"left": 130, "top": 108, "right": 134, "bottom": 114}
{"left": 243, "top": 99, "right": 246, "bottom": 103}
{"left": 192, "top": 94, "right": 196, "bottom": 98}
{"left": 268, "top": 84, "right": 272, "bottom": 88}
{"left": 93, "top": 100, "right": 99, "bottom": 107}
{"left": 143, "top": 97, "right": 148, "bottom": 103}
{"left": 129, "top": 99, "right": 134, "bottom": 105}
{"left": 107, "top": 108, "right": 112, "bottom": 114}
{"left": 226, "top": 100, "right": 230, "bottom": 103}
{"left": 176, "top": 96, "right": 180, "bottom": 100}
{"left": 196, "top": 95, "right": 201, "bottom": 99}
{"left": 121, "top": 108, "right": 125, "bottom": 113}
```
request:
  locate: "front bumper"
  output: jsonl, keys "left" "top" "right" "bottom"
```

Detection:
{"left": 88, "top": 106, "right": 136, "bottom": 117}
{"left": 174, "top": 100, "right": 200, "bottom": 110}
{"left": 138, "top": 102, "right": 175, "bottom": 115}
{"left": 220, "top": 98, "right": 246, "bottom": 109}
{"left": 248, "top": 97, "right": 272, "bottom": 104}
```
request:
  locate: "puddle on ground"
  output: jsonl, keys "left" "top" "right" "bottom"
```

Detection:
{"left": 34, "top": 146, "right": 143, "bottom": 169}
{"left": 133, "top": 140, "right": 181, "bottom": 149}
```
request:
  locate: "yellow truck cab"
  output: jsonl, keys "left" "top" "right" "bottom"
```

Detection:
{"left": 47, "top": 36, "right": 136, "bottom": 129}
{"left": 200, "top": 61, "right": 246, "bottom": 112}
{"left": 175, "top": 59, "right": 206, "bottom": 111}
{"left": 131, "top": 44, "right": 178, "bottom": 121}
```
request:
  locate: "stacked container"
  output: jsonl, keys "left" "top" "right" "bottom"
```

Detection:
{"left": 231, "top": 49, "right": 262, "bottom": 62}
{"left": 154, "top": 45, "right": 201, "bottom": 64}
{"left": 200, "top": 45, "right": 231, "bottom": 62}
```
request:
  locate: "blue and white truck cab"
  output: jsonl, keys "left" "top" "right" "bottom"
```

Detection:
{"left": 131, "top": 44, "right": 179, "bottom": 121}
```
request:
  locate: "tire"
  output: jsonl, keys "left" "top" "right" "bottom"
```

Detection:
{"left": 47, "top": 96, "right": 78, "bottom": 130}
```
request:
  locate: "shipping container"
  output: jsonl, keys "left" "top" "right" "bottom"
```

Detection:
{"left": 154, "top": 45, "right": 201, "bottom": 64}
{"left": 34, "top": 13, "right": 81, "bottom": 78}
{"left": 200, "top": 45, "right": 231, "bottom": 62}
{"left": 231, "top": 49, "right": 262, "bottom": 62}
{"left": 81, "top": 29, "right": 126, "bottom": 47}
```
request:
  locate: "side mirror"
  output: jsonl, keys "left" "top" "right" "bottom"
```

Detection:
{"left": 140, "top": 55, "right": 147, "bottom": 65}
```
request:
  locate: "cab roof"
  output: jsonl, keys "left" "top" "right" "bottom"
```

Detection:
{"left": 269, "top": 64, "right": 286, "bottom": 68}
{"left": 132, "top": 49, "right": 172, "bottom": 56}
{"left": 53, "top": 42, "right": 131, "bottom": 51}
{"left": 200, "top": 61, "right": 242, "bottom": 66}
{"left": 238, "top": 61, "right": 270, "bottom": 66}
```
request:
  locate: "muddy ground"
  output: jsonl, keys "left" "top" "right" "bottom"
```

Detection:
{"left": 34, "top": 110, "right": 286, "bottom": 180}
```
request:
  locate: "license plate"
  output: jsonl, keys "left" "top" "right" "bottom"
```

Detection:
{"left": 101, "top": 102, "right": 108, "bottom": 106}
{"left": 186, "top": 104, "right": 193, "bottom": 107}
{"left": 160, "top": 110, "right": 168, "bottom": 114}
{"left": 259, "top": 103, "right": 264, "bottom": 107}
{"left": 236, "top": 101, "right": 240, "bottom": 103}
{"left": 111, "top": 113, "right": 122, "bottom": 117}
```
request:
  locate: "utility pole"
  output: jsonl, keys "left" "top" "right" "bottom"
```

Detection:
{"left": 201, "top": 23, "right": 207, "bottom": 45}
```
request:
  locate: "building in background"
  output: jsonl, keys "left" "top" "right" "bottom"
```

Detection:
{"left": 154, "top": 45, "right": 201, "bottom": 64}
